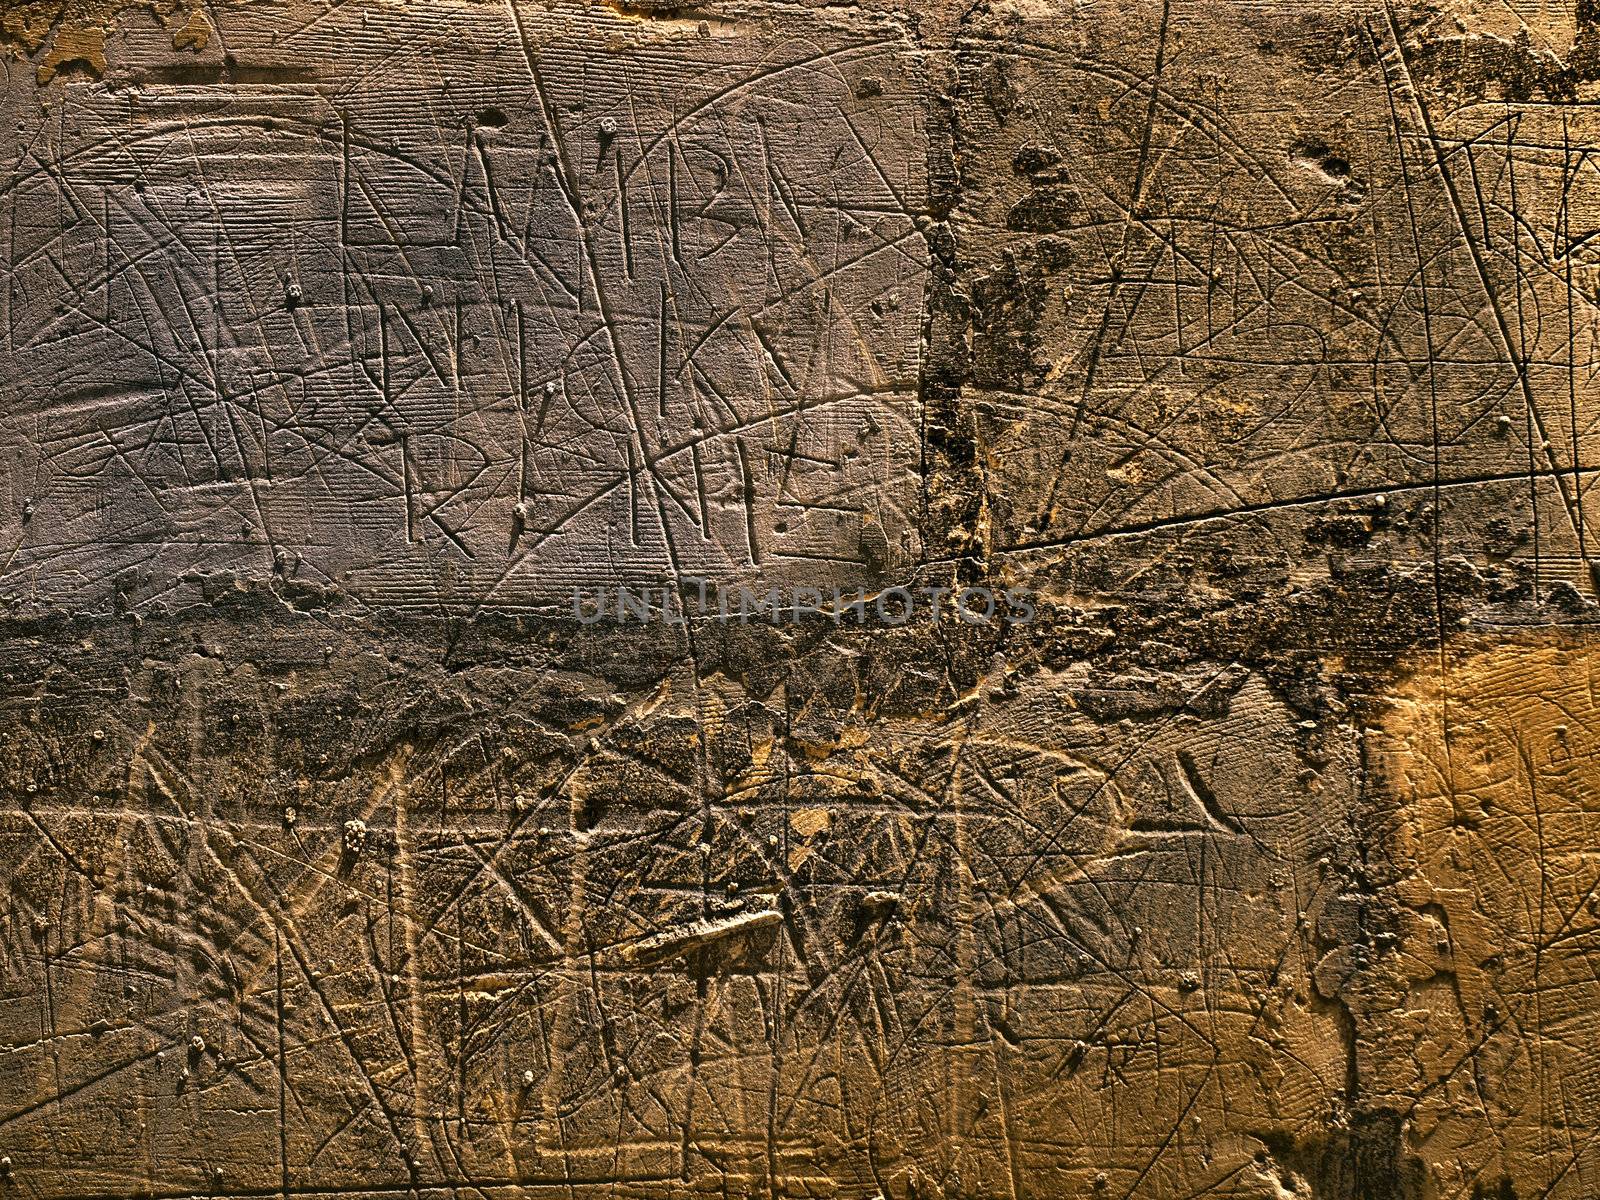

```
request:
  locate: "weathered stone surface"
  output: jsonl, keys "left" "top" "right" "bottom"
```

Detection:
{"left": 1, "top": 0, "right": 1598, "bottom": 1198}
{"left": 1, "top": 1, "right": 926, "bottom": 609}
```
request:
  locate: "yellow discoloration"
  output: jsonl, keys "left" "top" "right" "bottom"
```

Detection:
{"left": 171, "top": 6, "right": 209, "bottom": 51}
{"left": 786, "top": 806, "right": 832, "bottom": 871}
{"left": 35, "top": 24, "right": 107, "bottom": 82}
{"left": 4, "top": 0, "right": 200, "bottom": 82}
{"left": 788, "top": 807, "right": 832, "bottom": 840}
{"left": 1374, "top": 631, "right": 1600, "bottom": 1198}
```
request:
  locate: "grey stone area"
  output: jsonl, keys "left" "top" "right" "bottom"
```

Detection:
{"left": 0, "top": 2, "right": 926, "bottom": 612}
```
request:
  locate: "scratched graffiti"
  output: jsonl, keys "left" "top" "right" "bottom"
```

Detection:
{"left": 0, "top": 3, "right": 926, "bottom": 612}
{"left": 955, "top": 9, "right": 1600, "bottom": 598}
{"left": 4, "top": 0, "right": 1600, "bottom": 1198}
